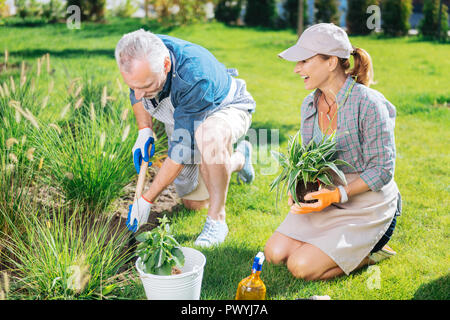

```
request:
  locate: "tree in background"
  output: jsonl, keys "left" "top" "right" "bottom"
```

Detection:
{"left": 66, "top": 0, "right": 106, "bottom": 22}
{"left": 244, "top": 0, "right": 277, "bottom": 28}
{"left": 346, "top": 0, "right": 379, "bottom": 35}
{"left": 380, "top": 0, "right": 412, "bottom": 36}
{"left": 215, "top": 0, "right": 244, "bottom": 25}
{"left": 282, "top": 0, "right": 308, "bottom": 31}
{"left": 314, "top": 0, "right": 340, "bottom": 24}
{"left": 177, "top": 0, "right": 212, "bottom": 25}
{"left": 419, "top": 0, "right": 449, "bottom": 39}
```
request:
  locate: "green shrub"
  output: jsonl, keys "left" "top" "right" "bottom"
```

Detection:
{"left": 13, "top": 0, "right": 64, "bottom": 24}
{"left": 215, "top": 0, "right": 244, "bottom": 24}
{"left": 0, "top": 148, "right": 37, "bottom": 249}
{"left": 0, "top": 204, "right": 133, "bottom": 299}
{"left": 0, "top": 59, "right": 52, "bottom": 265}
{"left": 32, "top": 77, "right": 168, "bottom": 214}
{"left": 42, "top": 0, "right": 65, "bottom": 23}
{"left": 244, "top": 0, "right": 277, "bottom": 28}
{"left": 14, "top": 0, "right": 42, "bottom": 19}
{"left": 66, "top": 0, "right": 106, "bottom": 22}
{"left": 108, "top": 0, "right": 138, "bottom": 18}
{"left": 381, "top": 0, "right": 413, "bottom": 36}
{"left": 314, "top": 0, "right": 340, "bottom": 24}
{"left": 418, "top": 0, "right": 449, "bottom": 40}
{"left": 148, "top": 0, "right": 211, "bottom": 26}
{"left": 33, "top": 104, "right": 136, "bottom": 214}
{"left": 346, "top": 0, "right": 379, "bottom": 35}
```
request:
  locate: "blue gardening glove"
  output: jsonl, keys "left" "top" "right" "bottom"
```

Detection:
{"left": 127, "top": 196, "right": 153, "bottom": 233}
{"left": 132, "top": 127, "right": 155, "bottom": 174}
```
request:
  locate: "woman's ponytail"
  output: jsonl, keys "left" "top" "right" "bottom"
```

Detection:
{"left": 319, "top": 46, "right": 375, "bottom": 87}
{"left": 348, "top": 47, "right": 374, "bottom": 87}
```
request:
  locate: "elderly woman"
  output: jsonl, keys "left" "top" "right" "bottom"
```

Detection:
{"left": 264, "top": 23, "right": 402, "bottom": 280}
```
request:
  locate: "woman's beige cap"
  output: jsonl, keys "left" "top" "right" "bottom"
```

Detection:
{"left": 279, "top": 23, "right": 353, "bottom": 61}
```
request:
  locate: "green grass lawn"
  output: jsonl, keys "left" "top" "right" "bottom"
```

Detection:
{"left": 1, "top": 18, "right": 449, "bottom": 300}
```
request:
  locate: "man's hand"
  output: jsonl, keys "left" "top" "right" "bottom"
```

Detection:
{"left": 132, "top": 127, "right": 155, "bottom": 174}
{"left": 127, "top": 196, "right": 153, "bottom": 232}
{"left": 290, "top": 188, "right": 341, "bottom": 214}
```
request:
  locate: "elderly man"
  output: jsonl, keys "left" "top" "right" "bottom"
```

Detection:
{"left": 115, "top": 29, "right": 256, "bottom": 247}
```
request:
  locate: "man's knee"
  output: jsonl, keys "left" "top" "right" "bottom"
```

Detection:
{"left": 195, "top": 118, "right": 232, "bottom": 162}
{"left": 182, "top": 198, "right": 209, "bottom": 211}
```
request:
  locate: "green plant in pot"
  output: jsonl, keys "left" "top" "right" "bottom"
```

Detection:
{"left": 134, "top": 215, "right": 207, "bottom": 300}
{"left": 135, "top": 215, "right": 185, "bottom": 276}
{"left": 270, "top": 130, "right": 354, "bottom": 207}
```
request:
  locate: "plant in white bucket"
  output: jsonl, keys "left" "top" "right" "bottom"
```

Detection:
{"left": 135, "top": 215, "right": 206, "bottom": 300}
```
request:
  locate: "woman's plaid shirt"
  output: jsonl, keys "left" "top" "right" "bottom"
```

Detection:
{"left": 300, "top": 75, "right": 397, "bottom": 191}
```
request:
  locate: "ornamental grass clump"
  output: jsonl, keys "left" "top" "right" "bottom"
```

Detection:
{"left": 31, "top": 75, "right": 165, "bottom": 214}
{"left": 0, "top": 204, "right": 133, "bottom": 299}
{"left": 135, "top": 215, "right": 185, "bottom": 276}
{"left": 270, "top": 130, "right": 354, "bottom": 206}
{"left": 32, "top": 113, "right": 137, "bottom": 214}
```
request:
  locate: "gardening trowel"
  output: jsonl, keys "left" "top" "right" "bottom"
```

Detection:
{"left": 127, "top": 142, "right": 153, "bottom": 250}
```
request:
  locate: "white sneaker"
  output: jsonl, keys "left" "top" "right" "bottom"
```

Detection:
{"left": 194, "top": 216, "right": 229, "bottom": 248}
{"left": 368, "top": 245, "right": 396, "bottom": 264}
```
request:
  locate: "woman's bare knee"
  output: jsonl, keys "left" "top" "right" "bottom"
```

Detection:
{"left": 264, "top": 232, "right": 302, "bottom": 265}
{"left": 287, "top": 245, "right": 337, "bottom": 281}
{"left": 286, "top": 255, "right": 315, "bottom": 280}
{"left": 264, "top": 243, "right": 287, "bottom": 265}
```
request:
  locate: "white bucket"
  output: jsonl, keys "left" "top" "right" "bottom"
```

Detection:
{"left": 136, "top": 247, "right": 206, "bottom": 300}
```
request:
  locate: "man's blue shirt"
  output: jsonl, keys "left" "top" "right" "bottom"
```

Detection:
{"left": 129, "top": 35, "right": 236, "bottom": 164}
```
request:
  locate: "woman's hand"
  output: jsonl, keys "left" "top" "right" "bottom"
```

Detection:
{"left": 290, "top": 188, "right": 340, "bottom": 214}
{"left": 288, "top": 191, "right": 294, "bottom": 206}
{"left": 289, "top": 177, "right": 372, "bottom": 214}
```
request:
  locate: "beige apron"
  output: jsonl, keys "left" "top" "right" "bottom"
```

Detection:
{"left": 276, "top": 173, "right": 400, "bottom": 275}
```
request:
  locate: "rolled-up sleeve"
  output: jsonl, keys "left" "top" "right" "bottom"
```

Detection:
{"left": 359, "top": 96, "right": 396, "bottom": 191}
{"left": 168, "top": 78, "right": 214, "bottom": 165}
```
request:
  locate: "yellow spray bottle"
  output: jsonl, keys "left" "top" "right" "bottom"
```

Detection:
{"left": 235, "top": 252, "right": 266, "bottom": 300}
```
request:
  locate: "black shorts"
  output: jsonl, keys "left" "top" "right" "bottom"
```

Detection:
{"left": 370, "top": 193, "right": 401, "bottom": 253}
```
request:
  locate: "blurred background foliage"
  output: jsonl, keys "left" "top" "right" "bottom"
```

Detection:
{"left": 0, "top": 0, "right": 447, "bottom": 39}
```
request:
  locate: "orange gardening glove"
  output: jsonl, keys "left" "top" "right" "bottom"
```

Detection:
{"left": 290, "top": 188, "right": 341, "bottom": 214}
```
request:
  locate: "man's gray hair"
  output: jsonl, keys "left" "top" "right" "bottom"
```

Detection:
{"left": 115, "top": 29, "right": 169, "bottom": 74}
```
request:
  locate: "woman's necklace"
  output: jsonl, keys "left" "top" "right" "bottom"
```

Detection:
{"left": 321, "top": 94, "right": 336, "bottom": 121}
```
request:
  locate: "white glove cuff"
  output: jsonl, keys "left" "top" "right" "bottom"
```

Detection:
{"left": 138, "top": 127, "right": 153, "bottom": 137}
{"left": 337, "top": 186, "right": 348, "bottom": 203}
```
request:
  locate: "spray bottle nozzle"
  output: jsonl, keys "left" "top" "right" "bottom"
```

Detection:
{"left": 252, "top": 252, "right": 265, "bottom": 273}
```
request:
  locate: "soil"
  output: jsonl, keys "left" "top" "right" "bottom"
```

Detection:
{"left": 295, "top": 180, "right": 320, "bottom": 203}
{"left": 112, "top": 165, "right": 183, "bottom": 230}
{"left": 171, "top": 266, "right": 182, "bottom": 275}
